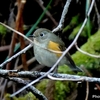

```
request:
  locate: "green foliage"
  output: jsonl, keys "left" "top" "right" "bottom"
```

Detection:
{"left": 0, "top": 25, "right": 7, "bottom": 36}
{"left": 58, "top": 65, "right": 75, "bottom": 74}
{"left": 51, "top": 65, "right": 77, "bottom": 100}
{"left": 5, "top": 92, "right": 37, "bottom": 100}
{"left": 70, "top": 15, "right": 80, "bottom": 25}
{"left": 72, "top": 30, "right": 100, "bottom": 72}
{"left": 54, "top": 81, "right": 77, "bottom": 100}
{"left": 64, "top": 14, "right": 92, "bottom": 40}
{"left": 63, "top": 15, "right": 79, "bottom": 33}
{"left": 36, "top": 79, "right": 48, "bottom": 94}
{"left": 68, "top": 22, "right": 92, "bottom": 40}
{"left": 68, "top": 24, "right": 82, "bottom": 40}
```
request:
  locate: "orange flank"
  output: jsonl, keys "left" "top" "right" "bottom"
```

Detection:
{"left": 48, "top": 41, "right": 62, "bottom": 57}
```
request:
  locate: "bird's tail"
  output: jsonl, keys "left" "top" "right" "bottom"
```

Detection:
{"left": 66, "top": 53, "right": 83, "bottom": 72}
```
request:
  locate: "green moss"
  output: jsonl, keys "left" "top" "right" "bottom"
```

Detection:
{"left": 72, "top": 30, "right": 100, "bottom": 72}
{"left": 51, "top": 65, "right": 78, "bottom": 100}
{"left": 58, "top": 65, "right": 75, "bottom": 74}
{"left": 54, "top": 81, "right": 77, "bottom": 100}
{"left": 5, "top": 92, "right": 37, "bottom": 100}
{"left": 36, "top": 79, "right": 48, "bottom": 94}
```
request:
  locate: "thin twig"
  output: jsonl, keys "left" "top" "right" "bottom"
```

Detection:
{"left": 47, "top": 74, "right": 83, "bottom": 81}
{"left": 75, "top": 43, "right": 100, "bottom": 58}
{"left": 0, "top": 79, "right": 8, "bottom": 99}
{"left": 6, "top": 26, "right": 18, "bottom": 70}
{"left": 0, "top": 45, "right": 10, "bottom": 51}
{"left": 85, "top": 82, "right": 89, "bottom": 100}
{"left": 16, "top": 57, "right": 36, "bottom": 70}
{"left": 36, "top": 0, "right": 58, "bottom": 26}
{"left": 52, "top": 0, "right": 72, "bottom": 32}
{"left": 0, "top": 22, "right": 33, "bottom": 44}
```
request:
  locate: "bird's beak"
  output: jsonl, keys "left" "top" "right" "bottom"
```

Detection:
{"left": 29, "top": 34, "right": 36, "bottom": 38}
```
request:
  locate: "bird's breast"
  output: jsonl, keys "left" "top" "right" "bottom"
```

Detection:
{"left": 33, "top": 43, "right": 67, "bottom": 67}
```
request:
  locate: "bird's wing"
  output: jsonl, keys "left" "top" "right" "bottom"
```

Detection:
{"left": 48, "top": 41, "right": 63, "bottom": 57}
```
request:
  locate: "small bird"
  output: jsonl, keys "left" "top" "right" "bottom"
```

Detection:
{"left": 32, "top": 28, "right": 82, "bottom": 72}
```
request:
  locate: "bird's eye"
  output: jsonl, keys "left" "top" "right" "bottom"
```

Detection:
{"left": 40, "top": 32, "right": 44, "bottom": 37}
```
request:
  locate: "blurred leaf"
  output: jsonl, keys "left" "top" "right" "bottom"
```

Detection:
{"left": 68, "top": 22, "right": 92, "bottom": 40}
{"left": 63, "top": 15, "right": 79, "bottom": 33}
{"left": 0, "top": 25, "right": 7, "bottom": 36}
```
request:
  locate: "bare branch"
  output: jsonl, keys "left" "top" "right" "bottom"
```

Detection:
{"left": 0, "top": 22, "right": 33, "bottom": 44}
{"left": 1, "top": 70, "right": 100, "bottom": 83}
{"left": 85, "top": 82, "right": 89, "bottom": 100}
{"left": 0, "top": 45, "right": 10, "bottom": 51}
{"left": 52, "top": 0, "right": 72, "bottom": 32}
{"left": 9, "top": 77, "right": 47, "bottom": 100}
{"left": 16, "top": 0, "right": 27, "bottom": 70}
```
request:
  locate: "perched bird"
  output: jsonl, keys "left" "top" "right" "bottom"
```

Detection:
{"left": 32, "top": 28, "right": 82, "bottom": 72}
